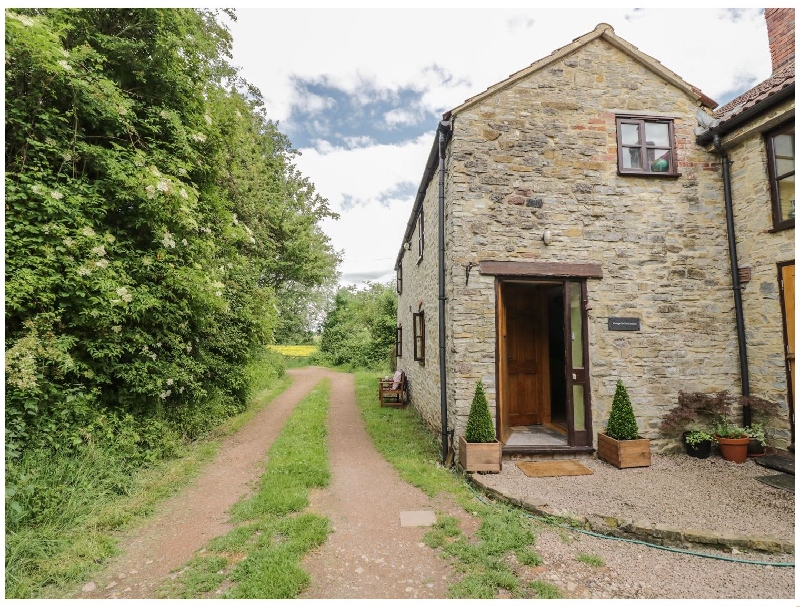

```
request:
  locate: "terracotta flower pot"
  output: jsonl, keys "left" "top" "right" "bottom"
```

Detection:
{"left": 715, "top": 435, "right": 749, "bottom": 463}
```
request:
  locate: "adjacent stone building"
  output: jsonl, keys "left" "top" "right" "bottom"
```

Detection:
{"left": 696, "top": 7, "right": 795, "bottom": 452}
{"left": 395, "top": 16, "right": 794, "bottom": 458}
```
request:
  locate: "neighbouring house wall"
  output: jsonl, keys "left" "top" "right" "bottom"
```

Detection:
{"left": 719, "top": 98, "right": 795, "bottom": 450}
{"left": 444, "top": 37, "right": 741, "bottom": 451}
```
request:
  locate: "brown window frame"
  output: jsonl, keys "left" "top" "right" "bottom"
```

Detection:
{"left": 615, "top": 116, "right": 679, "bottom": 177}
{"left": 413, "top": 311, "right": 425, "bottom": 362}
{"left": 396, "top": 325, "right": 402, "bottom": 358}
{"left": 396, "top": 261, "right": 402, "bottom": 294}
{"left": 766, "top": 121, "right": 795, "bottom": 231}
{"left": 417, "top": 207, "right": 424, "bottom": 263}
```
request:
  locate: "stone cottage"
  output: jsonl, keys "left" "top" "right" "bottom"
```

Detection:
{"left": 695, "top": 7, "right": 795, "bottom": 452}
{"left": 394, "top": 17, "right": 794, "bottom": 460}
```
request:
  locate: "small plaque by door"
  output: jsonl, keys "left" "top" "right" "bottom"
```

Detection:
{"left": 608, "top": 317, "right": 640, "bottom": 331}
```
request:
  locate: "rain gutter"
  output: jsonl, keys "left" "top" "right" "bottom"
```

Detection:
{"left": 437, "top": 119, "right": 452, "bottom": 463}
{"left": 714, "top": 134, "right": 751, "bottom": 426}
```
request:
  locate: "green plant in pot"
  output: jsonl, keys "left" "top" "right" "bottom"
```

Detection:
{"left": 739, "top": 395, "right": 780, "bottom": 457}
{"left": 458, "top": 380, "right": 501, "bottom": 473}
{"left": 682, "top": 429, "right": 716, "bottom": 459}
{"left": 597, "top": 380, "right": 651, "bottom": 468}
{"left": 744, "top": 422, "right": 767, "bottom": 457}
{"left": 660, "top": 390, "right": 732, "bottom": 457}
{"left": 713, "top": 417, "right": 750, "bottom": 463}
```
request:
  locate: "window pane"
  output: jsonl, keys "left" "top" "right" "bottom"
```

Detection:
{"left": 774, "top": 132, "right": 794, "bottom": 158}
{"left": 570, "top": 283, "right": 583, "bottom": 368}
{"left": 620, "top": 123, "right": 640, "bottom": 146}
{"left": 647, "top": 148, "right": 671, "bottom": 172}
{"left": 776, "top": 157, "right": 794, "bottom": 176}
{"left": 573, "top": 385, "right": 586, "bottom": 431}
{"left": 622, "top": 147, "right": 641, "bottom": 169}
{"left": 778, "top": 175, "right": 795, "bottom": 220}
{"left": 644, "top": 122, "right": 669, "bottom": 147}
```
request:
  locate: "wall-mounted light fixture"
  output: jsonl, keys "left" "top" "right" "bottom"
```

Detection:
{"left": 542, "top": 229, "right": 552, "bottom": 245}
{"left": 464, "top": 261, "right": 479, "bottom": 285}
{"left": 403, "top": 241, "right": 411, "bottom": 251}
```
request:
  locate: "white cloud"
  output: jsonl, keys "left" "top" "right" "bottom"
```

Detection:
{"left": 384, "top": 108, "right": 419, "bottom": 128}
{"left": 293, "top": 134, "right": 432, "bottom": 284}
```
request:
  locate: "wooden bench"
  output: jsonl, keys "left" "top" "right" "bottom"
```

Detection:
{"left": 379, "top": 371, "right": 407, "bottom": 407}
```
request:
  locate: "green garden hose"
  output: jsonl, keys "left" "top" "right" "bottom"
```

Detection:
{"left": 467, "top": 483, "right": 794, "bottom": 568}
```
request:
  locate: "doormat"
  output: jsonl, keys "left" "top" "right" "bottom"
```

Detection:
{"left": 755, "top": 455, "right": 794, "bottom": 475}
{"left": 754, "top": 473, "right": 794, "bottom": 493}
{"left": 516, "top": 460, "right": 593, "bottom": 478}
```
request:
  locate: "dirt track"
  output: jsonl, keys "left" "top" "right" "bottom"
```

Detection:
{"left": 79, "top": 367, "right": 464, "bottom": 599}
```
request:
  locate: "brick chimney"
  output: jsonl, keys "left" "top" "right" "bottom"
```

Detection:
{"left": 765, "top": 8, "right": 795, "bottom": 72}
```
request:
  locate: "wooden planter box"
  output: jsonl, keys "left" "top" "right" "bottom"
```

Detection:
{"left": 458, "top": 435, "right": 502, "bottom": 473}
{"left": 597, "top": 433, "right": 651, "bottom": 469}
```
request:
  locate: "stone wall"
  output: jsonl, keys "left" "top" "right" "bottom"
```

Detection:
{"left": 719, "top": 98, "right": 795, "bottom": 450}
{"left": 441, "top": 37, "right": 741, "bottom": 450}
{"left": 396, "top": 167, "right": 447, "bottom": 440}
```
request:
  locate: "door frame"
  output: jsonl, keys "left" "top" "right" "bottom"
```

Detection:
{"left": 778, "top": 260, "right": 795, "bottom": 445}
{"left": 495, "top": 277, "right": 593, "bottom": 447}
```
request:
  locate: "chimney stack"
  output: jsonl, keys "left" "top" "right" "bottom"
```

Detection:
{"left": 765, "top": 8, "right": 795, "bottom": 72}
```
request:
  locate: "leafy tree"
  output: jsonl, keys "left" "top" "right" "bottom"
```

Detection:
{"left": 4, "top": 8, "right": 338, "bottom": 460}
{"left": 318, "top": 282, "right": 397, "bottom": 370}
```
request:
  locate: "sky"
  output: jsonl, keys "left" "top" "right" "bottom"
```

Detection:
{"left": 225, "top": 7, "right": 774, "bottom": 288}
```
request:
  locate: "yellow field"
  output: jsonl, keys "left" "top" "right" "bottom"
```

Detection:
{"left": 269, "top": 344, "right": 318, "bottom": 357}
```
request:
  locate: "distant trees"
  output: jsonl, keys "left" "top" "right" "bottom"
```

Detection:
{"left": 5, "top": 8, "right": 339, "bottom": 459}
{"left": 318, "top": 282, "right": 397, "bottom": 370}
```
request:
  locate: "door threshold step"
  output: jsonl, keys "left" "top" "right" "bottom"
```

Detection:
{"left": 502, "top": 445, "right": 595, "bottom": 460}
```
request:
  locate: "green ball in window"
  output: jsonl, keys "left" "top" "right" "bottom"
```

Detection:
{"left": 651, "top": 157, "right": 669, "bottom": 172}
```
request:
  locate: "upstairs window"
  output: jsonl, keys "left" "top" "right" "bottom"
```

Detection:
{"left": 396, "top": 261, "right": 402, "bottom": 294}
{"left": 616, "top": 116, "right": 677, "bottom": 176}
{"left": 767, "top": 122, "right": 795, "bottom": 231}
{"left": 417, "top": 207, "right": 424, "bottom": 262}
{"left": 413, "top": 311, "right": 425, "bottom": 362}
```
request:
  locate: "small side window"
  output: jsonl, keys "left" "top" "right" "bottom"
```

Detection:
{"left": 413, "top": 311, "right": 425, "bottom": 362}
{"left": 396, "top": 325, "right": 402, "bottom": 358}
{"left": 417, "top": 207, "right": 424, "bottom": 262}
{"left": 396, "top": 262, "right": 402, "bottom": 294}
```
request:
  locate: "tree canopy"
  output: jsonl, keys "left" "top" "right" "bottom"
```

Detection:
{"left": 5, "top": 8, "right": 340, "bottom": 457}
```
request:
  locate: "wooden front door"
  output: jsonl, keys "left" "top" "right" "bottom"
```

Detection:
{"left": 502, "top": 283, "right": 550, "bottom": 428}
{"left": 780, "top": 262, "right": 795, "bottom": 444}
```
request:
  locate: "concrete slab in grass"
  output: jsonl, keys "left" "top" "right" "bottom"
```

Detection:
{"left": 399, "top": 510, "right": 437, "bottom": 527}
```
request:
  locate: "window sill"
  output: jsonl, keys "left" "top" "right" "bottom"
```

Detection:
{"left": 617, "top": 171, "right": 682, "bottom": 178}
{"left": 769, "top": 221, "right": 795, "bottom": 233}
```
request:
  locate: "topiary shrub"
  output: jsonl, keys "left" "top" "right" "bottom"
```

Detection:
{"left": 465, "top": 380, "right": 496, "bottom": 443}
{"left": 605, "top": 380, "right": 639, "bottom": 440}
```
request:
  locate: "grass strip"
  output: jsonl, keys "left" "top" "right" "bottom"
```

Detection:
{"left": 159, "top": 380, "right": 331, "bottom": 599}
{"left": 353, "top": 371, "right": 553, "bottom": 599}
{"left": 8, "top": 373, "right": 292, "bottom": 600}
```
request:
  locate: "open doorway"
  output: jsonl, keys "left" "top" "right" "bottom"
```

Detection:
{"left": 496, "top": 279, "right": 591, "bottom": 449}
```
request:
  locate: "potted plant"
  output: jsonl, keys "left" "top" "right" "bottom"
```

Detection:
{"left": 714, "top": 417, "right": 750, "bottom": 463}
{"left": 597, "top": 380, "right": 651, "bottom": 468}
{"left": 739, "top": 395, "right": 780, "bottom": 457}
{"left": 682, "top": 429, "right": 715, "bottom": 459}
{"left": 744, "top": 422, "right": 767, "bottom": 457}
{"left": 660, "top": 390, "right": 732, "bottom": 456}
{"left": 458, "top": 380, "right": 501, "bottom": 473}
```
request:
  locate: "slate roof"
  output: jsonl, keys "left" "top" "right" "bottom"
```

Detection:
{"left": 713, "top": 61, "right": 795, "bottom": 125}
